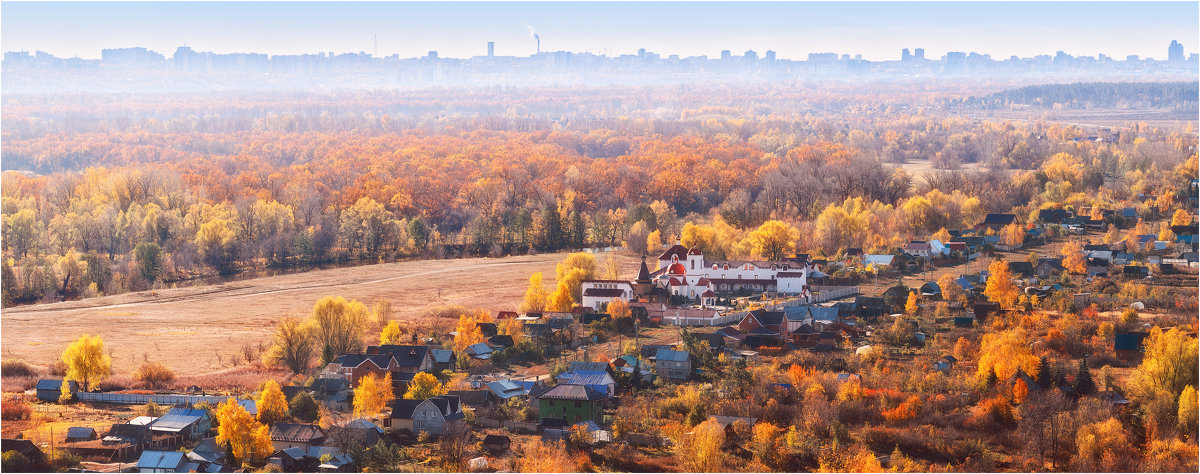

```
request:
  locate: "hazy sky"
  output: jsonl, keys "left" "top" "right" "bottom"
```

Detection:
{"left": 2, "top": 1, "right": 1197, "bottom": 61}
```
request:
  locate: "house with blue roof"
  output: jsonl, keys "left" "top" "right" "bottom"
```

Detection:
{"left": 165, "top": 407, "right": 211, "bottom": 437}
{"left": 149, "top": 413, "right": 205, "bottom": 440}
{"left": 485, "top": 379, "right": 530, "bottom": 400}
{"left": 556, "top": 370, "right": 615, "bottom": 397}
{"left": 137, "top": 450, "right": 190, "bottom": 473}
{"left": 653, "top": 349, "right": 692, "bottom": 380}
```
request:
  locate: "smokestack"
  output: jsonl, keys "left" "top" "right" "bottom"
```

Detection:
{"left": 535, "top": 34, "right": 540, "bottom": 55}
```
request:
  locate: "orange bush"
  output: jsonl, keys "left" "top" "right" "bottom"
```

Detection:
{"left": 882, "top": 395, "right": 922, "bottom": 424}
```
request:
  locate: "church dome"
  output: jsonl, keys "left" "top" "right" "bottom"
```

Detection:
{"left": 668, "top": 262, "right": 687, "bottom": 275}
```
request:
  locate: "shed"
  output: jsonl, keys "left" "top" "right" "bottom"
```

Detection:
{"left": 65, "top": 427, "right": 98, "bottom": 443}
{"left": 35, "top": 379, "right": 78, "bottom": 402}
{"left": 482, "top": 434, "right": 511, "bottom": 454}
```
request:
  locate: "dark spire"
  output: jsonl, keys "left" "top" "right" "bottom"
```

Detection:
{"left": 637, "top": 258, "right": 651, "bottom": 283}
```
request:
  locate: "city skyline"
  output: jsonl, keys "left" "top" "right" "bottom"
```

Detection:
{"left": 2, "top": 1, "right": 1198, "bottom": 62}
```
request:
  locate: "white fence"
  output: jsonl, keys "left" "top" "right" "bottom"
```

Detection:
{"left": 808, "top": 286, "right": 859, "bottom": 303}
{"left": 660, "top": 312, "right": 742, "bottom": 327}
{"left": 76, "top": 392, "right": 232, "bottom": 405}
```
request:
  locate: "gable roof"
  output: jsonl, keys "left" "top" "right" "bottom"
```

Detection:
{"left": 747, "top": 309, "right": 785, "bottom": 327}
{"left": 428, "top": 349, "right": 454, "bottom": 364}
{"left": 1008, "top": 261, "right": 1035, "bottom": 277}
{"left": 149, "top": 414, "right": 202, "bottom": 432}
{"left": 35, "top": 379, "right": 77, "bottom": 391}
{"left": 658, "top": 244, "right": 689, "bottom": 261}
{"left": 390, "top": 399, "right": 424, "bottom": 420}
{"left": 981, "top": 213, "right": 1016, "bottom": 226}
{"left": 569, "top": 361, "right": 610, "bottom": 373}
{"left": 166, "top": 407, "right": 211, "bottom": 420}
{"left": 366, "top": 345, "right": 430, "bottom": 368}
{"left": 333, "top": 353, "right": 394, "bottom": 370}
{"left": 65, "top": 427, "right": 96, "bottom": 440}
{"left": 137, "top": 450, "right": 185, "bottom": 470}
{"left": 269, "top": 423, "right": 325, "bottom": 443}
{"left": 536, "top": 384, "right": 607, "bottom": 401}
{"left": 655, "top": 348, "right": 691, "bottom": 362}
{"left": 558, "top": 371, "right": 614, "bottom": 387}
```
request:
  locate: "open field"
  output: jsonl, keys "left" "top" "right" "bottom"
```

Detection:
{"left": 1, "top": 251, "right": 640, "bottom": 376}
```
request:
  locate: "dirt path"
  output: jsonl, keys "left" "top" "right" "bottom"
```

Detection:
{"left": 1, "top": 251, "right": 639, "bottom": 376}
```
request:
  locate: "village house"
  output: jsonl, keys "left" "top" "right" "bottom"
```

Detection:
{"left": 326, "top": 353, "right": 399, "bottom": 388}
{"left": 148, "top": 413, "right": 205, "bottom": 441}
{"left": 556, "top": 369, "right": 616, "bottom": 397}
{"left": 365, "top": 344, "right": 434, "bottom": 373}
{"left": 136, "top": 450, "right": 190, "bottom": 473}
{"left": 534, "top": 384, "right": 607, "bottom": 425}
{"left": 580, "top": 279, "right": 635, "bottom": 310}
{"left": 904, "top": 241, "right": 933, "bottom": 258}
{"left": 389, "top": 395, "right": 464, "bottom": 436}
{"left": 268, "top": 423, "right": 326, "bottom": 451}
{"left": 653, "top": 348, "right": 693, "bottom": 380}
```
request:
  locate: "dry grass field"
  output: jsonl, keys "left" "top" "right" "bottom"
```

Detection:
{"left": 1, "top": 250, "right": 640, "bottom": 376}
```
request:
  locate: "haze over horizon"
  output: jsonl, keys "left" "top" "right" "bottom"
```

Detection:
{"left": 2, "top": 1, "right": 1197, "bottom": 62}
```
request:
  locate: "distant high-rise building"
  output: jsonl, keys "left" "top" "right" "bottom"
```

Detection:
{"left": 720, "top": 50, "right": 732, "bottom": 61}
{"left": 902, "top": 48, "right": 912, "bottom": 61}
{"left": 765, "top": 50, "right": 776, "bottom": 62}
{"left": 744, "top": 50, "right": 757, "bottom": 61}
{"left": 487, "top": 41, "right": 494, "bottom": 57}
{"left": 427, "top": 51, "right": 438, "bottom": 59}
{"left": 1127, "top": 54, "right": 1140, "bottom": 61}
{"left": 1169, "top": 40, "right": 1184, "bottom": 61}
{"left": 915, "top": 48, "right": 925, "bottom": 60}
{"left": 638, "top": 48, "right": 646, "bottom": 61}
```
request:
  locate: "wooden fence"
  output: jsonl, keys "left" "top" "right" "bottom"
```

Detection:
{"left": 472, "top": 418, "right": 539, "bottom": 434}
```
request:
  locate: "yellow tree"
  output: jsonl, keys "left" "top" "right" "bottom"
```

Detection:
{"left": 1001, "top": 223, "right": 1025, "bottom": 247}
{"left": 499, "top": 317, "right": 524, "bottom": 339}
{"left": 679, "top": 418, "right": 726, "bottom": 472}
{"left": 599, "top": 253, "right": 621, "bottom": 280}
{"left": 309, "top": 296, "right": 370, "bottom": 363}
{"left": 257, "top": 380, "right": 289, "bottom": 424}
{"left": 215, "top": 398, "right": 273, "bottom": 466}
{"left": 547, "top": 280, "right": 575, "bottom": 312}
{"left": 1060, "top": 241, "right": 1087, "bottom": 274}
{"left": 1178, "top": 385, "right": 1198, "bottom": 437}
{"left": 404, "top": 372, "right": 446, "bottom": 400}
{"left": 519, "top": 272, "right": 548, "bottom": 313}
{"left": 904, "top": 291, "right": 919, "bottom": 315}
{"left": 555, "top": 253, "right": 596, "bottom": 303}
{"left": 1126, "top": 327, "right": 1199, "bottom": 399}
{"left": 937, "top": 273, "right": 965, "bottom": 304}
{"left": 379, "top": 320, "right": 404, "bottom": 345}
{"left": 745, "top": 220, "right": 799, "bottom": 261}
{"left": 1157, "top": 222, "right": 1175, "bottom": 242}
{"left": 61, "top": 334, "right": 111, "bottom": 391}
{"left": 976, "top": 329, "right": 1041, "bottom": 383}
{"left": 932, "top": 227, "right": 952, "bottom": 243}
{"left": 452, "top": 315, "right": 486, "bottom": 355}
{"left": 607, "top": 298, "right": 632, "bottom": 321}
{"left": 1170, "top": 209, "right": 1193, "bottom": 226}
{"left": 983, "top": 259, "right": 1020, "bottom": 309}
{"left": 353, "top": 372, "right": 395, "bottom": 417}
{"left": 646, "top": 230, "right": 662, "bottom": 254}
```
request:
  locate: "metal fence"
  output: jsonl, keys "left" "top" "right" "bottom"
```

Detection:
{"left": 76, "top": 392, "right": 232, "bottom": 405}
